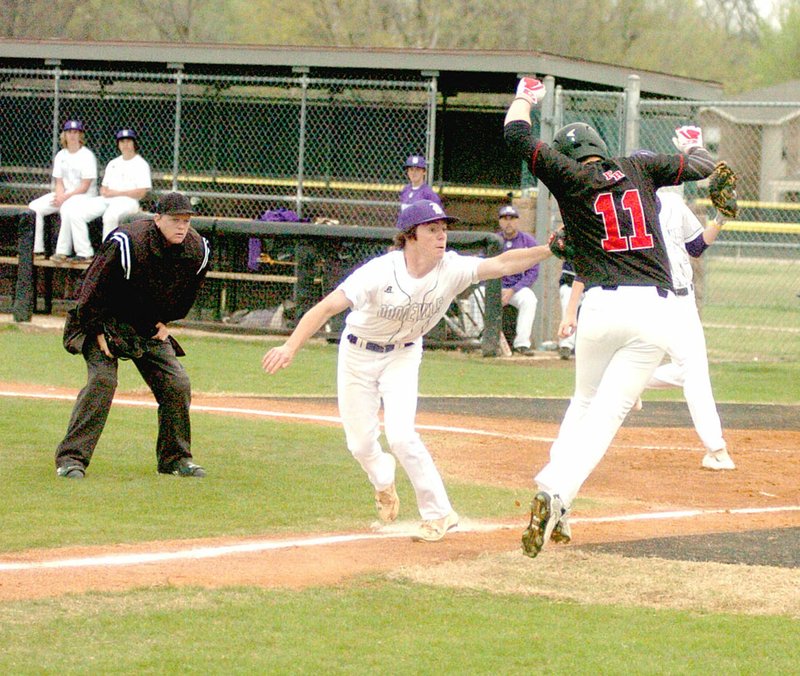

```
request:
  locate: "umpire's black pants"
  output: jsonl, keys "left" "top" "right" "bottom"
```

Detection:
{"left": 55, "top": 336, "right": 193, "bottom": 473}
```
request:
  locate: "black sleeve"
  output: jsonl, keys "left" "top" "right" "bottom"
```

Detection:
{"left": 683, "top": 147, "right": 716, "bottom": 180}
{"left": 504, "top": 120, "right": 538, "bottom": 161}
{"left": 74, "top": 240, "right": 121, "bottom": 336}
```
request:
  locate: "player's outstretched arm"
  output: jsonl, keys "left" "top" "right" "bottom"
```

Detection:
{"left": 261, "top": 289, "right": 351, "bottom": 374}
{"left": 476, "top": 244, "right": 552, "bottom": 282}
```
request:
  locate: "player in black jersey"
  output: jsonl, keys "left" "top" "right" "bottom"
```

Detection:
{"left": 504, "top": 77, "right": 716, "bottom": 558}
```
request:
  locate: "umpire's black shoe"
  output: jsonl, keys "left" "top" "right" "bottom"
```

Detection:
{"left": 159, "top": 458, "right": 207, "bottom": 478}
{"left": 56, "top": 463, "right": 86, "bottom": 479}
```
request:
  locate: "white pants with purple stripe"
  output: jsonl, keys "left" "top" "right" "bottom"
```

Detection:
{"left": 337, "top": 338, "right": 453, "bottom": 521}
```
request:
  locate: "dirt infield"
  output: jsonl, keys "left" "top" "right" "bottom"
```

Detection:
{"left": 1, "top": 383, "right": 798, "bottom": 604}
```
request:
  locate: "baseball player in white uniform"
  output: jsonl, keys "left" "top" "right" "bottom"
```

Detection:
{"left": 28, "top": 120, "right": 98, "bottom": 260}
{"left": 262, "top": 199, "right": 552, "bottom": 542}
{"left": 61, "top": 128, "right": 152, "bottom": 245}
{"left": 644, "top": 185, "right": 734, "bottom": 469}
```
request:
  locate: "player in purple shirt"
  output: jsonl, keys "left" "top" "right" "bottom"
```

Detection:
{"left": 497, "top": 204, "right": 540, "bottom": 355}
{"left": 399, "top": 155, "right": 442, "bottom": 211}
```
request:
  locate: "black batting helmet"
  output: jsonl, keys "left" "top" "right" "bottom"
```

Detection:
{"left": 553, "top": 122, "right": 609, "bottom": 162}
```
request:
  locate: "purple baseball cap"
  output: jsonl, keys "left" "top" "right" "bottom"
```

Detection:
{"left": 115, "top": 128, "right": 137, "bottom": 140}
{"left": 499, "top": 205, "right": 519, "bottom": 218}
{"left": 404, "top": 154, "right": 426, "bottom": 169}
{"left": 396, "top": 199, "right": 458, "bottom": 231}
{"left": 63, "top": 120, "right": 84, "bottom": 132}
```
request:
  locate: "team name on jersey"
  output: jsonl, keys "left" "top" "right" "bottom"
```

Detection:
{"left": 379, "top": 298, "right": 443, "bottom": 322}
{"left": 603, "top": 169, "right": 626, "bottom": 182}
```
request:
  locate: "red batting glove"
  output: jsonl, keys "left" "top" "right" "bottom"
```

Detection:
{"left": 515, "top": 77, "right": 546, "bottom": 106}
{"left": 672, "top": 125, "right": 704, "bottom": 153}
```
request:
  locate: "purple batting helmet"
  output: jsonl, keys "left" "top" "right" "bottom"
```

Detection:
{"left": 396, "top": 199, "right": 457, "bottom": 231}
{"left": 404, "top": 154, "right": 427, "bottom": 169}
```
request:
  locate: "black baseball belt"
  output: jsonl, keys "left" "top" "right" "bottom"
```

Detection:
{"left": 346, "top": 333, "right": 414, "bottom": 354}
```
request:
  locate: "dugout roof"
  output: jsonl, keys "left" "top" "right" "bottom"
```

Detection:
{"left": 0, "top": 38, "right": 721, "bottom": 100}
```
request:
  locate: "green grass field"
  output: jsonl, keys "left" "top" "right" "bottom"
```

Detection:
{"left": 1, "top": 323, "right": 798, "bottom": 673}
{"left": 704, "top": 255, "right": 800, "bottom": 362}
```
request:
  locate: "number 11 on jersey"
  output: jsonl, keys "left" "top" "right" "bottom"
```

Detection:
{"left": 594, "top": 189, "right": 655, "bottom": 252}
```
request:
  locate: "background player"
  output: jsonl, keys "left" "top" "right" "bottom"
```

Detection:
{"left": 642, "top": 182, "right": 734, "bottom": 470}
{"left": 64, "top": 128, "right": 152, "bottom": 244}
{"left": 497, "top": 204, "right": 540, "bottom": 355}
{"left": 504, "top": 77, "right": 716, "bottom": 558}
{"left": 262, "top": 199, "right": 552, "bottom": 542}
{"left": 28, "top": 119, "right": 98, "bottom": 261}
{"left": 399, "top": 155, "right": 441, "bottom": 211}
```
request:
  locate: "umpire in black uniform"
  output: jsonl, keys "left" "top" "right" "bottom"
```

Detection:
{"left": 55, "top": 192, "right": 211, "bottom": 479}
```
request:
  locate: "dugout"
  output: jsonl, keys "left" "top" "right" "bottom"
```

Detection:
{"left": 0, "top": 39, "right": 721, "bottom": 226}
{"left": 0, "top": 39, "right": 721, "bottom": 350}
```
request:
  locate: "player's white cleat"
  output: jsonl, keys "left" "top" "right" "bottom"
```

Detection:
{"left": 632, "top": 397, "right": 643, "bottom": 412}
{"left": 701, "top": 447, "right": 736, "bottom": 471}
{"left": 550, "top": 512, "right": 572, "bottom": 544}
{"left": 412, "top": 511, "right": 459, "bottom": 542}
{"left": 375, "top": 482, "right": 400, "bottom": 522}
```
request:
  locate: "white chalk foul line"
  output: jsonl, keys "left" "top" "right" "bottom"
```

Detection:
{"left": 1, "top": 505, "right": 798, "bottom": 573}
{"left": 0, "top": 390, "right": 555, "bottom": 442}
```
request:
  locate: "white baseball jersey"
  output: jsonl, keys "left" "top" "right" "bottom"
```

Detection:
{"left": 657, "top": 191, "right": 703, "bottom": 291}
{"left": 52, "top": 146, "right": 98, "bottom": 196}
{"left": 101, "top": 154, "right": 152, "bottom": 191}
{"left": 338, "top": 249, "right": 480, "bottom": 344}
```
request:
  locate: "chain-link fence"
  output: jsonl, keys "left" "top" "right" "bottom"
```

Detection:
{"left": 638, "top": 98, "right": 799, "bottom": 363}
{"left": 526, "top": 83, "right": 799, "bottom": 363}
{"left": 0, "top": 66, "right": 797, "bottom": 361}
{"left": 0, "top": 67, "right": 433, "bottom": 224}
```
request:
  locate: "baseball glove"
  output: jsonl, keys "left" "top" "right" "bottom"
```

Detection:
{"left": 548, "top": 229, "right": 575, "bottom": 261}
{"left": 709, "top": 161, "right": 738, "bottom": 219}
{"left": 102, "top": 317, "right": 146, "bottom": 360}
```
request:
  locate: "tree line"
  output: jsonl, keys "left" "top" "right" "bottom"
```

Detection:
{"left": 1, "top": 0, "right": 797, "bottom": 93}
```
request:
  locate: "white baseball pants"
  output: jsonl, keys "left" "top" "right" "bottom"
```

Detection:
{"left": 28, "top": 192, "right": 60, "bottom": 253}
{"left": 646, "top": 292, "right": 725, "bottom": 451}
{"left": 535, "top": 286, "right": 679, "bottom": 507}
{"left": 507, "top": 286, "right": 537, "bottom": 349}
{"left": 53, "top": 194, "right": 97, "bottom": 257}
{"left": 337, "top": 339, "right": 453, "bottom": 521}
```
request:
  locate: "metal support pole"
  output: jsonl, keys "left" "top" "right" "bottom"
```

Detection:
{"left": 423, "top": 71, "right": 439, "bottom": 179}
{"left": 481, "top": 236, "right": 504, "bottom": 357}
{"left": 294, "top": 67, "right": 310, "bottom": 218}
{"left": 624, "top": 74, "right": 641, "bottom": 154}
{"left": 170, "top": 64, "right": 184, "bottom": 192}
{"left": 48, "top": 61, "right": 62, "bottom": 160}
{"left": 533, "top": 75, "right": 557, "bottom": 349}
